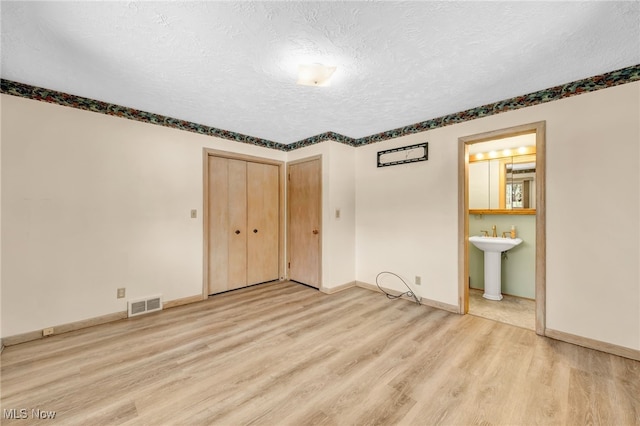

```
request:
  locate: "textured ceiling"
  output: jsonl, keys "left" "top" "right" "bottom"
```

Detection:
{"left": 1, "top": 1, "right": 639, "bottom": 144}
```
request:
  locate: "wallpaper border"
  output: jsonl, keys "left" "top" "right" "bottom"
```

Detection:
{"left": 2, "top": 64, "right": 639, "bottom": 151}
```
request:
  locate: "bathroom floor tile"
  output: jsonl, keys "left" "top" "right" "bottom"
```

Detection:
{"left": 468, "top": 288, "right": 535, "bottom": 330}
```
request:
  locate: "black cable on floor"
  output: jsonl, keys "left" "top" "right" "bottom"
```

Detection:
{"left": 375, "top": 271, "right": 421, "bottom": 305}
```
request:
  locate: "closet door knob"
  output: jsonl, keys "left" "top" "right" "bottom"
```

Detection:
{"left": 312, "top": 229, "right": 319, "bottom": 235}
{"left": 235, "top": 230, "right": 241, "bottom": 235}
{"left": 253, "top": 229, "right": 258, "bottom": 233}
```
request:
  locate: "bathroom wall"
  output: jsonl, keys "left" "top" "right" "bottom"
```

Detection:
{"left": 468, "top": 215, "right": 536, "bottom": 299}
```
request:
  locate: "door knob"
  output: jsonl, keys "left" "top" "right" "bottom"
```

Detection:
{"left": 253, "top": 229, "right": 258, "bottom": 233}
{"left": 235, "top": 230, "right": 241, "bottom": 235}
{"left": 312, "top": 229, "right": 319, "bottom": 234}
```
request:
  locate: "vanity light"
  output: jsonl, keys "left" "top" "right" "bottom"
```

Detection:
{"left": 296, "top": 63, "right": 337, "bottom": 87}
{"left": 469, "top": 146, "right": 536, "bottom": 164}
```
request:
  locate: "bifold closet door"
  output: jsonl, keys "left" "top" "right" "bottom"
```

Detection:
{"left": 246, "top": 162, "right": 279, "bottom": 285}
{"left": 208, "top": 156, "right": 279, "bottom": 295}
{"left": 208, "top": 157, "right": 247, "bottom": 294}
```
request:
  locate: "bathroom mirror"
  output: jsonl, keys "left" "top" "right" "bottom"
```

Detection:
{"left": 505, "top": 155, "right": 536, "bottom": 210}
{"left": 469, "top": 148, "right": 536, "bottom": 214}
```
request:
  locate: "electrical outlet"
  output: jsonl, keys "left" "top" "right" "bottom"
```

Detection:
{"left": 335, "top": 209, "right": 341, "bottom": 219}
{"left": 190, "top": 209, "right": 197, "bottom": 219}
{"left": 117, "top": 288, "right": 126, "bottom": 299}
{"left": 43, "top": 327, "right": 54, "bottom": 337}
{"left": 415, "top": 276, "right": 421, "bottom": 286}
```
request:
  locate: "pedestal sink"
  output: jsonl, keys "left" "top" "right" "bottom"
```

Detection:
{"left": 469, "top": 236, "right": 523, "bottom": 301}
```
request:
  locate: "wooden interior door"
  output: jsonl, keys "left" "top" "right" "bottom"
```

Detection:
{"left": 246, "top": 161, "right": 279, "bottom": 285}
{"left": 287, "top": 158, "right": 321, "bottom": 288}
{"left": 208, "top": 157, "right": 247, "bottom": 294}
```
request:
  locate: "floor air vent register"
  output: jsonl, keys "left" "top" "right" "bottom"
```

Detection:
{"left": 127, "top": 295, "right": 163, "bottom": 317}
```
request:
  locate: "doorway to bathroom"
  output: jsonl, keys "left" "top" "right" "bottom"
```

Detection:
{"left": 458, "top": 122, "right": 546, "bottom": 335}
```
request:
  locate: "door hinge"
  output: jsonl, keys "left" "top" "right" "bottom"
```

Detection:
{"left": 288, "top": 173, "right": 290, "bottom": 181}
{"left": 288, "top": 262, "right": 290, "bottom": 269}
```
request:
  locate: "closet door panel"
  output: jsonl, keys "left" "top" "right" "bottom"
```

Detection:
{"left": 207, "top": 154, "right": 281, "bottom": 295}
{"left": 227, "top": 159, "right": 248, "bottom": 290}
{"left": 247, "top": 162, "right": 279, "bottom": 285}
{"left": 208, "top": 156, "right": 230, "bottom": 295}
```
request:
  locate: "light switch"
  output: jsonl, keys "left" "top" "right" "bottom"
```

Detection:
{"left": 191, "top": 209, "right": 197, "bottom": 218}
{"left": 335, "top": 209, "right": 341, "bottom": 219}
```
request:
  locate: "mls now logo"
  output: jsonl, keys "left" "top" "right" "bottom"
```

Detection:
{"left": 31, "top": 409, "right": 57, "bottom": 419}
{"left": 3, "top": 408, "right": 56, "bottom": 419}
{"left": 3, "top": 409, "right": 28, "bottom": 419}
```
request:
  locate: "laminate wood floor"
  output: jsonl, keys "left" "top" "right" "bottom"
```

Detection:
{"left": 1, "top": 281, "right": 638, "bottom": 425}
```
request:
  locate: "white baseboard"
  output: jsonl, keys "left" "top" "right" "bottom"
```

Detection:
{"left": 355, "top": 281, "right": 460, "bottom": 313}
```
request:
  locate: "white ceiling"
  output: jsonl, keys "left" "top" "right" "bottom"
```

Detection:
{"left": 2, "top": 1, "right": 638, "bottom": 144}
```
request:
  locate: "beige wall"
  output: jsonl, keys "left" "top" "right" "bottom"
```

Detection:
{"left": 356, "top": 81, "right": 640, "bottom": 350}
{"left": 2, "top": 81, "right": 639, "bottom": 352}
{"left": 355, "top": 132, "right": 460, "bottom": 306}
{"left": 0, "top": 97, "right": 3, "bottom": 340}
{"left": 1, "top": 95, "right": 285, "bottom": 337}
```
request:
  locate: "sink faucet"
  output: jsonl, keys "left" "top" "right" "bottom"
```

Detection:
{"left": 492, "top": 225, "right": 497, "bottom": 237}
{"left": 480, "top": 230, "right": 489, "bottom": 237}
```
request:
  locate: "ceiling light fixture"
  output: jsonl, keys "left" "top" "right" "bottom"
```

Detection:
{"left": 296, "top": 63, "right": 336, "bottom": 87}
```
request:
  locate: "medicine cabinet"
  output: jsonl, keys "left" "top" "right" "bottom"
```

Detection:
{"left": 468, "top": 145, "right": 536, "bottom": 215}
